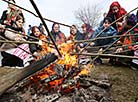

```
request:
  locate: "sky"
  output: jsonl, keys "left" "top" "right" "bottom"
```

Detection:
{"left": 0, "top": 0, "right": 138, "bottom": 37}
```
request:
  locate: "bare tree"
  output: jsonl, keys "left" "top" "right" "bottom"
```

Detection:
{"left": 74, "top": 4, "right": 102, "bottom": 29}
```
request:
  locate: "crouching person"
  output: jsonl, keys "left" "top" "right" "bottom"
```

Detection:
{"left": 0, "top": 15, "right": 26, "bottom": 67}
{"left": 91, "top": 17, "right": 117, "bottom": 65}
{"left": 29, "top": 26, "right": 48, "bottom": 62}
{"left": 115, "top": 13, "right": 138, "bottom": 66}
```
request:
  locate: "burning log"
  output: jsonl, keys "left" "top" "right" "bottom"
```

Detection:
{"left": 79, "top": 77, "right": 111, "bottom": 89}
{"left": 0, "top": 53, "right": 58, "bottom": 95}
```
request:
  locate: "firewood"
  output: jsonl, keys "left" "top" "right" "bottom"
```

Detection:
{"left": 0, "top": 53, "right": 58, "bottom": 95}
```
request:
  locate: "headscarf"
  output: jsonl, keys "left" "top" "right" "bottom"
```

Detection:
{"left": 107, "top": 1, "right": 127, "bottom": 20}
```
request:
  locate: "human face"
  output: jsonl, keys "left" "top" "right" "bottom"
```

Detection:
{"left": 70, "top": 26, "right": 77, "bottom": 35}
{"left": 16, "top": 19, "right": 23, "bottom": 28}
{"left": 33, "top": 28, "right": 41, "bottom": 37}
{"left": 112, "top": 6, "right": 119, "bottom": 14}
{"left": 53, "top": 24, "right": 60, "bottom": 33}
{"left": 82, "top": 26, "right": 87, "bottom": 33}
{"left": 103, "top": 21, "right": 110, "bottom": 29}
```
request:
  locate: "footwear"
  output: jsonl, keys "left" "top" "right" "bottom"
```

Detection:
{"left": 94, "top": 58, "right": 102, "bottom": 65}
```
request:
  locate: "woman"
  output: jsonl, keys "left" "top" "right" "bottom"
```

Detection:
{"left": 1, "top": 15, "right": 26, "bottom": 67}
{"left": 29, "top": 26, "right": 48, "bottom": 60}
{"left": 92, "top": 17, "right": 117, "bottom": 46}
{"left": 68, "top": 25, "right": 83, "bottom": 52}
{"left": 107, "top": 1, "right": 127, "bottom": 31}
{"left": 0, "top": 0, "right": 24, "bottom": 26}
{"left": 68, "top": 25, "right": 83, "bottom": 41}
{"left": 115, "top": 13, "right": 138, "bottom": 66}
{"left": 49, "top": 23, "right": 66, "bottom": 45}
{"left": 91, "top": 17, "right": 117, "bottom": 65}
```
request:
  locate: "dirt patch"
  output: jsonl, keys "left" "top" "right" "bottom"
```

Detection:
{"left": 91, "top": 63, "right": 138, "bottom": 102}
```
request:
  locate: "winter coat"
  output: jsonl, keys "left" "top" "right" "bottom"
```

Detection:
{"left": 106, "top": 1, "right": 127, "bottom": 30}
{"left": 28, "top": 33, "right": 42, "bottom": 54}
{"left": 92, "top": 26, "right": 117, "bottom": 46}
{"left": 0, "top": 9, "right": 24, "bottom": 26}
{"left": 118, "top": 27, "right": 138, "bottom": 50}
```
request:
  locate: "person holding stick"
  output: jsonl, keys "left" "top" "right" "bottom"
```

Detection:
{"left": 106, "top": 1, "right": 127, "bottom": 32}
{"left": 0, "top": 15, "right": 27, "bottom": 67}
{"left": 115, "top": 13, "right": 138, "bottom": 66}
{"left": 91, "top": 17, "right": 117, "bottom": 65}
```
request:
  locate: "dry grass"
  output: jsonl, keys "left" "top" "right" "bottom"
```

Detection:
{"left": 90, "top": 63, "right": 138, "bottom": 102}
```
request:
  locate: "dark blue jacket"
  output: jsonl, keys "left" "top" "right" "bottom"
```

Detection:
{"left": 92, "top": 26, "right": 117, "bottom": 46}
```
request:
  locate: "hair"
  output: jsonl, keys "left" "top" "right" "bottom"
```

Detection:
{"left": 8, "top": 0, "right": 16, "bottom": 3}
{"left": 126, "top": 14, "right": 137, "bottom": 26}
{"left": 71, "top": 25, "right": 77, "bottom": 29}
{"left": 52, "top": 22, "right": 60, "bottom": 30}
{"left": 15, "top": 15, "right": 23, "bottom": 22}
{"left": 70, "top": 25, "right": 78, "bottom": 34}
{"left": 81, "top": 23, "right": 92, "bottom": 32}
{"left": 103, "top": 17, "right": 112, "bottom": 23}
{"left": 31, "top": 26, "right": 39, "bottom": 33}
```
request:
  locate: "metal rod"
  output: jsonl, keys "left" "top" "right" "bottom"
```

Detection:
{"left": 29, "top": 0, "right": 62, "bottom": 57}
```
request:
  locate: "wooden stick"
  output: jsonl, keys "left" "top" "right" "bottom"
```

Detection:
{"left": 0, "top": 35, "right": 34, "bottom": 57}
{"left": 78, "top": 7, "right": 138, "bottom": 53}
{"left": 86, "top": 43, "right": 138, "bottom": 51}
{"left": 91, "top": 23, "right": 138, "bottom": 63}
{"left": 29, "top": 0, "right": 62, "bottom": 57}
{"left": 2, "top": 0, "right": 71, "bottom": 28}
{"left": 75, "top": 33, "right": 138, "bottom": 43}
{"left": 3, "top": 28, "right": 53, "bottom": 45}
{"left": 0, "top": 40, "right": 40, "bottom": 45}
{"left": 73, "top": 52, "right": 138, "bottom": 59}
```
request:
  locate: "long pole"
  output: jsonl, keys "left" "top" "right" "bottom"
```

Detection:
{"left": 75, "top": 33, "right": 138, "bottom": 43}
{"left": 78, "top": 7, "right": 138, "bottom": 53}
{"left": 91, "top": 23, "right": 138, "bottom": 63}
{"left": 29, "top": 0, "right": 62, "bottom": 57}
{"left": 73, "top": 52, "right": 138, "bottom": 60}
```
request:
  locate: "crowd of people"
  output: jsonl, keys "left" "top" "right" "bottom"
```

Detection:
{"left": 0, "top": 0, "right": 138, "bottom": 69}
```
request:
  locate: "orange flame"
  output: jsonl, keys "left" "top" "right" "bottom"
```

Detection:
{"left": 30, "top": 41, "right": 92, "bottom": 92}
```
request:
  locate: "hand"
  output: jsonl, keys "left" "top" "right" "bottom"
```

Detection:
{"left": 15, "top": 35, "right": 23, "bottom": 41}
{"left": 116, "top": 22, "right": 122, "bottom": 26}
{"left": 90, "top": 42, "right": 95, "bottom": 46}
{"left": 98, "top": 48, "right": 103, "bottom": 53}
{"left": 0, "top": 24, "right": 3, "bottom": 29}
{"left": 116, "top": 41, "right": 122, "bottom": 45}
{"left": 116, "top": 48, "right": 123, "bottom": 53}
{"left": 33, "top": 52, "right": 42, "bottom": 59}
{"left": 80, "top": 43, "right": 84, "bottom": 47}
{"left": 133, "top": 45, "right": 138, "bottom": 50}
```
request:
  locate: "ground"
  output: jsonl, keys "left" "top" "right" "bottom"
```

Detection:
{"left": 0, "top": 60, "right": 138, "bottom": 102}
{"left": 91, "top": 62, "right": 138, "bottom": 102}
